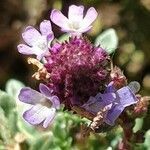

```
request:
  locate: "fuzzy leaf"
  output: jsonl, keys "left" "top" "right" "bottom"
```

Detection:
{"left": 144, "top": 130, "right": 150, "bottom": 149}
{"left": 0, "top": 107, "right": 12, "bottom": 144}
{"left": 8, "top": 110, "right": 18, "bottom": 136}
{"left": 133, "top": 118, "right": 143, "bottom": 133}
{"left": 95, "top": 28, "right": 118, "bottom": 54}
{"left": 6, "top": 79, "right": 25, "bottom": 100}
{"left": 0, "top": 144, "right": 5, "bottom": 150}
{"left": 0, "top": 90, "right": 16, "bottom": 115}
{"left": 29, "top": 135, "right": 50, "bottom": 150}
{"left": 17, "top": 116, "right": 39, "bottom": 142}
{"left": 40, "top": 137, "right": 53, "bottom": 150}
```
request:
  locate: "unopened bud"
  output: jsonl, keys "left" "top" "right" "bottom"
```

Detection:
{"left": 128, "top": 81, "right": 140, "bottom": 94}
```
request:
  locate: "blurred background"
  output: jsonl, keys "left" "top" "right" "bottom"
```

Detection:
{"left": 0, "top": 0, "right": 150, "bottom": 95}
{"left": 0, "top": 0, "right": 150, "bottom": 149}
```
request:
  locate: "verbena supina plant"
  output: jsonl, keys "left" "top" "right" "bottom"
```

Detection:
{"left": 17, "top": 4, "right": 149, "bottom": 137}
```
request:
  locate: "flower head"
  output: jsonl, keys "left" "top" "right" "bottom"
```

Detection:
{"left": 17, "top": 20, "right": 54, "bottom": 60}
{"left": 50, "top": 5, "right": 98, "bottom": 35}
{"left": 45, "top": 37, "right": 110, "bottom": 108}
{"left": 18, "top": 84, "right": 60, "bottom": 128}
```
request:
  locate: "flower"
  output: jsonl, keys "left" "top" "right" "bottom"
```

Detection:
{"left": 45, "top": 37, "right": 110, "bottom": 109}
{"left": 82, "top": 83, "right": 138, "bottom": 126}
{"left": 18, "top": 83, "right": 60, "bottom": 128}
{"left": 17, "top": 20, "right": 54, "bottom": 60}
{"left": 50, "top": 5, "right": 98, "bottom": 35}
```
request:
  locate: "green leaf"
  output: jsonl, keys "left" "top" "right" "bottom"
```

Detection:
{"left": 0, "top": 90, "right": 16, "bottom": 115}
{"left": 40, "top": 137, "right": 53, "bottom": 150}
{"left": 0, "top": 107, "right": 7, "bottom": 122}
{"left": 29, "top": 135, "right": 50, "bottom": 150}
{"left": 17, "top": 116, "right": 39, "bottom": 142}
{"left": 5, "top": 79, "right": 25, "bottom": 100}
{"left": 58, "top": 34, "right": 70, "bottom": 43}
{"left": 5, "top": 79, "right": 25, "bottom": 114}
{"left": 133, "top": 118, "right": 143, "bottom": 133}
{"left": 144, "top": 130, "right": 150, "bottom": 150}
{"left": 7, "top": 109, "right": 18, "bottom": 136}
{"left": 95, "top": 28, "right": 118, "bottom": 54}
{"left": 0, "top": 107, "right": 12, "bottom": 144}
{"left": 0, "top": 144, "right": 5, "bottom": 150}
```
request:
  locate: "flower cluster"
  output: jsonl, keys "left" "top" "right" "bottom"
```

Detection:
{"left": 45, "top": 37, "right": 110, "bottom": 108}
{"left": 18, "top": 5, "right": 146, "bottom": 130}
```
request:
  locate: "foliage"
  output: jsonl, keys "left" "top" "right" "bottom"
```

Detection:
{"left": 95, "top": 28, "right": 118, "bottom": 54}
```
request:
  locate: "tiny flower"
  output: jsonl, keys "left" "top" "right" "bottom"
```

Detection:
{"left": 17, "top": 20, "right": 54, "bottom": 60}
{"left": 50, "top": 5, "right": 98, "bottom": 35}
{"left": 18, "top": 83, "right": 60, "bottom": 128}
{"left": 82, "top": 83, "right": 138, "bottom": 126}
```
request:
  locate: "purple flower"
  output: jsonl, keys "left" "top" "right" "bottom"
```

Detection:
{"left": 18, "top": 83, "right": 60, "bottom": 128}
{"left": 45, "top": 37, "right": 110, "bottom": 109}
{"left": 50, "top": 5, "right": 98, "bottom": 35}
{"left": 82, "top": 84, "right": 138, "bottom": 126}
{"left": 17, "top": 20, "right": 54, "bottom": 60}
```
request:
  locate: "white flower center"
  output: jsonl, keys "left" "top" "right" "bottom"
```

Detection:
{"left": 34, "top": 36, "right": 47, "bottom": 51}
{"left": 69, "top": 21, "right": 80, "bottom": 30}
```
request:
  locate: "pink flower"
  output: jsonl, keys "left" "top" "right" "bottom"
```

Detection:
{"left": 50, "top": 5, "right": 98, "bottom": 35}
{"left": 17, "top": 20, "right": 54, "bottom": 60}
{"left": 45, "top": 37, "right": 110, "bottom": 108}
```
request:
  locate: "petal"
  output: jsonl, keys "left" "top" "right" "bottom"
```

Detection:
{"left": 36, "top": 53, "right": 45, "bottom": 61}
{"left": 17, "top": 44, "right": 35, "bottom": 55}
{"left": 51, "top": 96, "right": 60, "bottom": 109}
{"left": 95, "top": 93, "right": 102, "bottom": 99}
{"left": 30, "top": 36, "right": 50, "bottom": 60}
{"left": 23, "top": 104, "right": 52, "bottom": 126}
{"left": 43, "top": 108, "right": 56, "bottom": 128}
{"left": 47, "top": 33, "right": 54, "bottom": 45}
{"left": 105, "top": 81, "right": 116, "bottom": 93}
{"left": 81, "top": 7, "right": 98, "bottom": 29}
{"left": 39, "top": 83, "right": 53, "bottom": 97}
{"left": 40, "top": 20, "right": 52, "bottom": 36}
{"left": 100, "top": 93, "right": 116, "bottom": 106}
{"left": 18, "top": 87, "right": 44, "bottom": 105}
{"left": 68, "top": 5, "right": 84, "bottom": 22}
{"left": 82, "top": 95, "right": 114, "bottom": 114}
{"left": 77, "top": 25, "right": 92, "bottom": 33}
{"left": 22, "top": 26, "right": 41, "bottom": 46}
{"left": 50, "top": 9, "right": 69, "bottom": 30}
{"left": 116, "top": 86, "right": 137, "bottom": 107}
{"left": 86, "top": 96, "right": 96, "bottom": 105}
{"left": 105, "top": 104, "right": 124, "bottom": 126}
{"left": 94, "top": 92, "right": 115, "bottom": 112}
{"left": 39, "top": 84, "right": 60, "bottom": 109}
